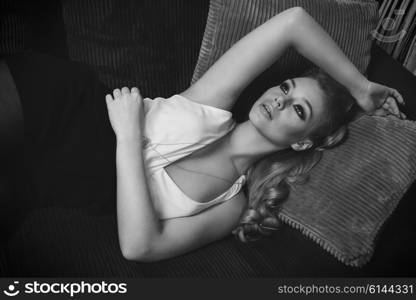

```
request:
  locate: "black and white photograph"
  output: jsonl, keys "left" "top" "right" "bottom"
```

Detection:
{"left": 0, "top": 0, "right": 416, "bottom": 297}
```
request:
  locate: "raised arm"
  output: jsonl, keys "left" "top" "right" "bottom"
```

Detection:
{"left": 181, "top": 7, "right": 371, "bottom": 111}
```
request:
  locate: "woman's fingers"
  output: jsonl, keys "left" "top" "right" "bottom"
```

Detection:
{"left": 110, "top": 87, "right": 141, "bottom": 104}
{"left": 380, "top": 97, "right": 399, "bottom": 118}
{"left": 105, "top": 94, "right": 113, "bottom": 106}
{"left": 386, "top": 97, "right": 400, "bottom": 116}
{"left": 131, "top": 87, "right": 143, "bottom": 105}
{"left": 381, "top": 100, "right": 393, "bottom": 115}
{"left": 379, "top": 96, "right": 407, "bottom": 119}
{"left": 372, "top": 108, "right": 389, "bottom": 117}
{"left": 392, "top": 88, "right": 405, "bottom": 105}
{"left": 113, "top": 88, "right": 121, "bottom": 98}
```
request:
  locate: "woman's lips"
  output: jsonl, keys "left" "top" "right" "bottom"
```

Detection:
{"left": 261, "top": 104, "right": 272, "bottom": 120}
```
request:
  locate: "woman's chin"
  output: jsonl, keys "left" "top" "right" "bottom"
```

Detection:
{"left": 249, "top": 106, "right": 268, "bottom": 124}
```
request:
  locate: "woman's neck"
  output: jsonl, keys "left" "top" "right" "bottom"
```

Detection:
{"left": 226, "top": 119, "right": 286, "bottom": 176}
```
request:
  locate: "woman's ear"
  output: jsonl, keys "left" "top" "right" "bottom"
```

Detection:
{"left": 290, "top": 139, "right": 313, "bottom": 151}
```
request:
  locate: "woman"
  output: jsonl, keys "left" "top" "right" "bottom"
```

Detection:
{"left": 3, "top": 7, "right": 404, "bottom": 261}
{"left": 104, "top": 7, "right": 405, "bottom": 261}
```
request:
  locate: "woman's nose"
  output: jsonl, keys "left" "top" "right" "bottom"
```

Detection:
{"left": 273, "top": 96, "right": 287, "bottom": 110}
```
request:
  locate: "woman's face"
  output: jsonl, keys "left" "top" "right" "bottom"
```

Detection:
{"left": 248, "top": 77, "right": 326, "bottom": 146}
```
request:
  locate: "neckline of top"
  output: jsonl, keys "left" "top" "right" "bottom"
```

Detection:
{"left": 160, "top": 168, "right": 246, "bottom": 205}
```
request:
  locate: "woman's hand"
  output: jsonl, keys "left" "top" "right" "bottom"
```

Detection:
{"left": 105, "top": 87, "right": 144, "bottom": 142}
{"left": 355, "top": 81, "right": 406, "bottom": 119}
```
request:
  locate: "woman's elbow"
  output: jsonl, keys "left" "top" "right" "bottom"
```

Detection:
{"left": 120, "top": 244, "right": 156, "bottom": 262}
{"left": 286, "top": 6, "right": 308, "bottom": 23}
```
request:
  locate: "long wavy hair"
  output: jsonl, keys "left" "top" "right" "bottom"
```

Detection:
{"left": 233, "top": 67, "right": 358, "bottom": 242}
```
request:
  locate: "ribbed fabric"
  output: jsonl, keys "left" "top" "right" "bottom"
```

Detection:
{"left": 279, "top": 115, "right": 416, "bottom": 267}
{"left": 5, "top": 207, "right": 276, "bottom": 277}
{"left": 0, "top": 1, "right": 26, "bottom": 55}
{"left": 191, "top": 0, "right": 379, "bottom": 121}
{"left": 61, "top": 0, "right": 209, "bottom": 98}
{"left": 192, "top": 0, "right": 379, "bottom": 83}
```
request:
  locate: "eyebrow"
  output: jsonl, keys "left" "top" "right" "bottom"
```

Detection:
{"left": 290, "top": 78, "right": 313, "bottom": 120}
{"left": 290, "top": 78, "right": 296, "bottom": 89}
{"left": 303, "top": 98, "right": 313, "bottom": 120}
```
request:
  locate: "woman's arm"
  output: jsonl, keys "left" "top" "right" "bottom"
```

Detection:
{"left": 106, "top": 87, "right": 163, "bottom": 258}
{"left": 116, "top": 138, "right": 247, "bottom": 261}
{"left": 182, "top": 7, "right": 396, "bottom": 113}
{"left": 115, "top": 139, "right": 162, "bottom": 259}
{"left": 116, "top": 134, "right": 248, "bottom": 261}
{"left": 126, "top": 192, "right": 247, "bottom": 262}
{"left": 288, "top": 8, "right": 404, "bottom": 116}
{"left": 106, "top": 88, "right": 247, "bottom": 261}
{"left": 182, "top": 7, "right": 303, "bottom": 110}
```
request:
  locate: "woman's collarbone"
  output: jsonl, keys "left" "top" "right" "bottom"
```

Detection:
{"left": 164, "top": 153, "right": 239, "bottom": 203}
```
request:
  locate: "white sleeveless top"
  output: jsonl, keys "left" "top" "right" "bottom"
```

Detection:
{"left": 142, "top": 94, "right": 246, "bottom": 220}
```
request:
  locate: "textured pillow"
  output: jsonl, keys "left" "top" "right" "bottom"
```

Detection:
{"left": 191, "top": 0, "right": 416, "bottom": 267}
{"left": 280, "top": 115, "right": 416, "bottom": 267}
{"left": 192, "top": 0, "right": 379, "bottom": 122}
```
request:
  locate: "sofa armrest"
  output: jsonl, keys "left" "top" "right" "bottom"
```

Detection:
{"left": 366, "top": 44, "right": 416, "bottom": 120}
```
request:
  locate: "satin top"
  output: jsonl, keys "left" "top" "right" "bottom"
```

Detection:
{"left": 142, "top": 94, "right": 246, "bottom": 219}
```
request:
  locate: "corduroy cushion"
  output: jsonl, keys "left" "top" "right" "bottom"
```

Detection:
{"left": 281, "top": 115, "right": 416, "bottom": 266}
{"left": 191, "top": 0, "right": 379, "bottom": 123}
{"left": 192, "top": 0, "right": 378, "bottom": 81}
{"left": 191, "top": 0, "right": 416, "bottom": 266}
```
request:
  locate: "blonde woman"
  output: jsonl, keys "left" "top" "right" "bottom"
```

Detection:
{"left": 3, "top": 7, "right": 404, "bottom": 261}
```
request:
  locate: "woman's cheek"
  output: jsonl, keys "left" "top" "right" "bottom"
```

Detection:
{"left": 278, "top": 115, "right": 306, "bottom": 141}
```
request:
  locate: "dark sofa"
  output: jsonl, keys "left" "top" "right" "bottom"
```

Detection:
{"left": 0, "top": 0, "right": 415, "bottom": 277}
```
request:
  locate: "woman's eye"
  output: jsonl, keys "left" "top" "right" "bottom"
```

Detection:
{"left": 294, "top": 104, "right": 305, "bottom": 120}
{"left": 280, "top": 82, "right": 289, "bottom": 94}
